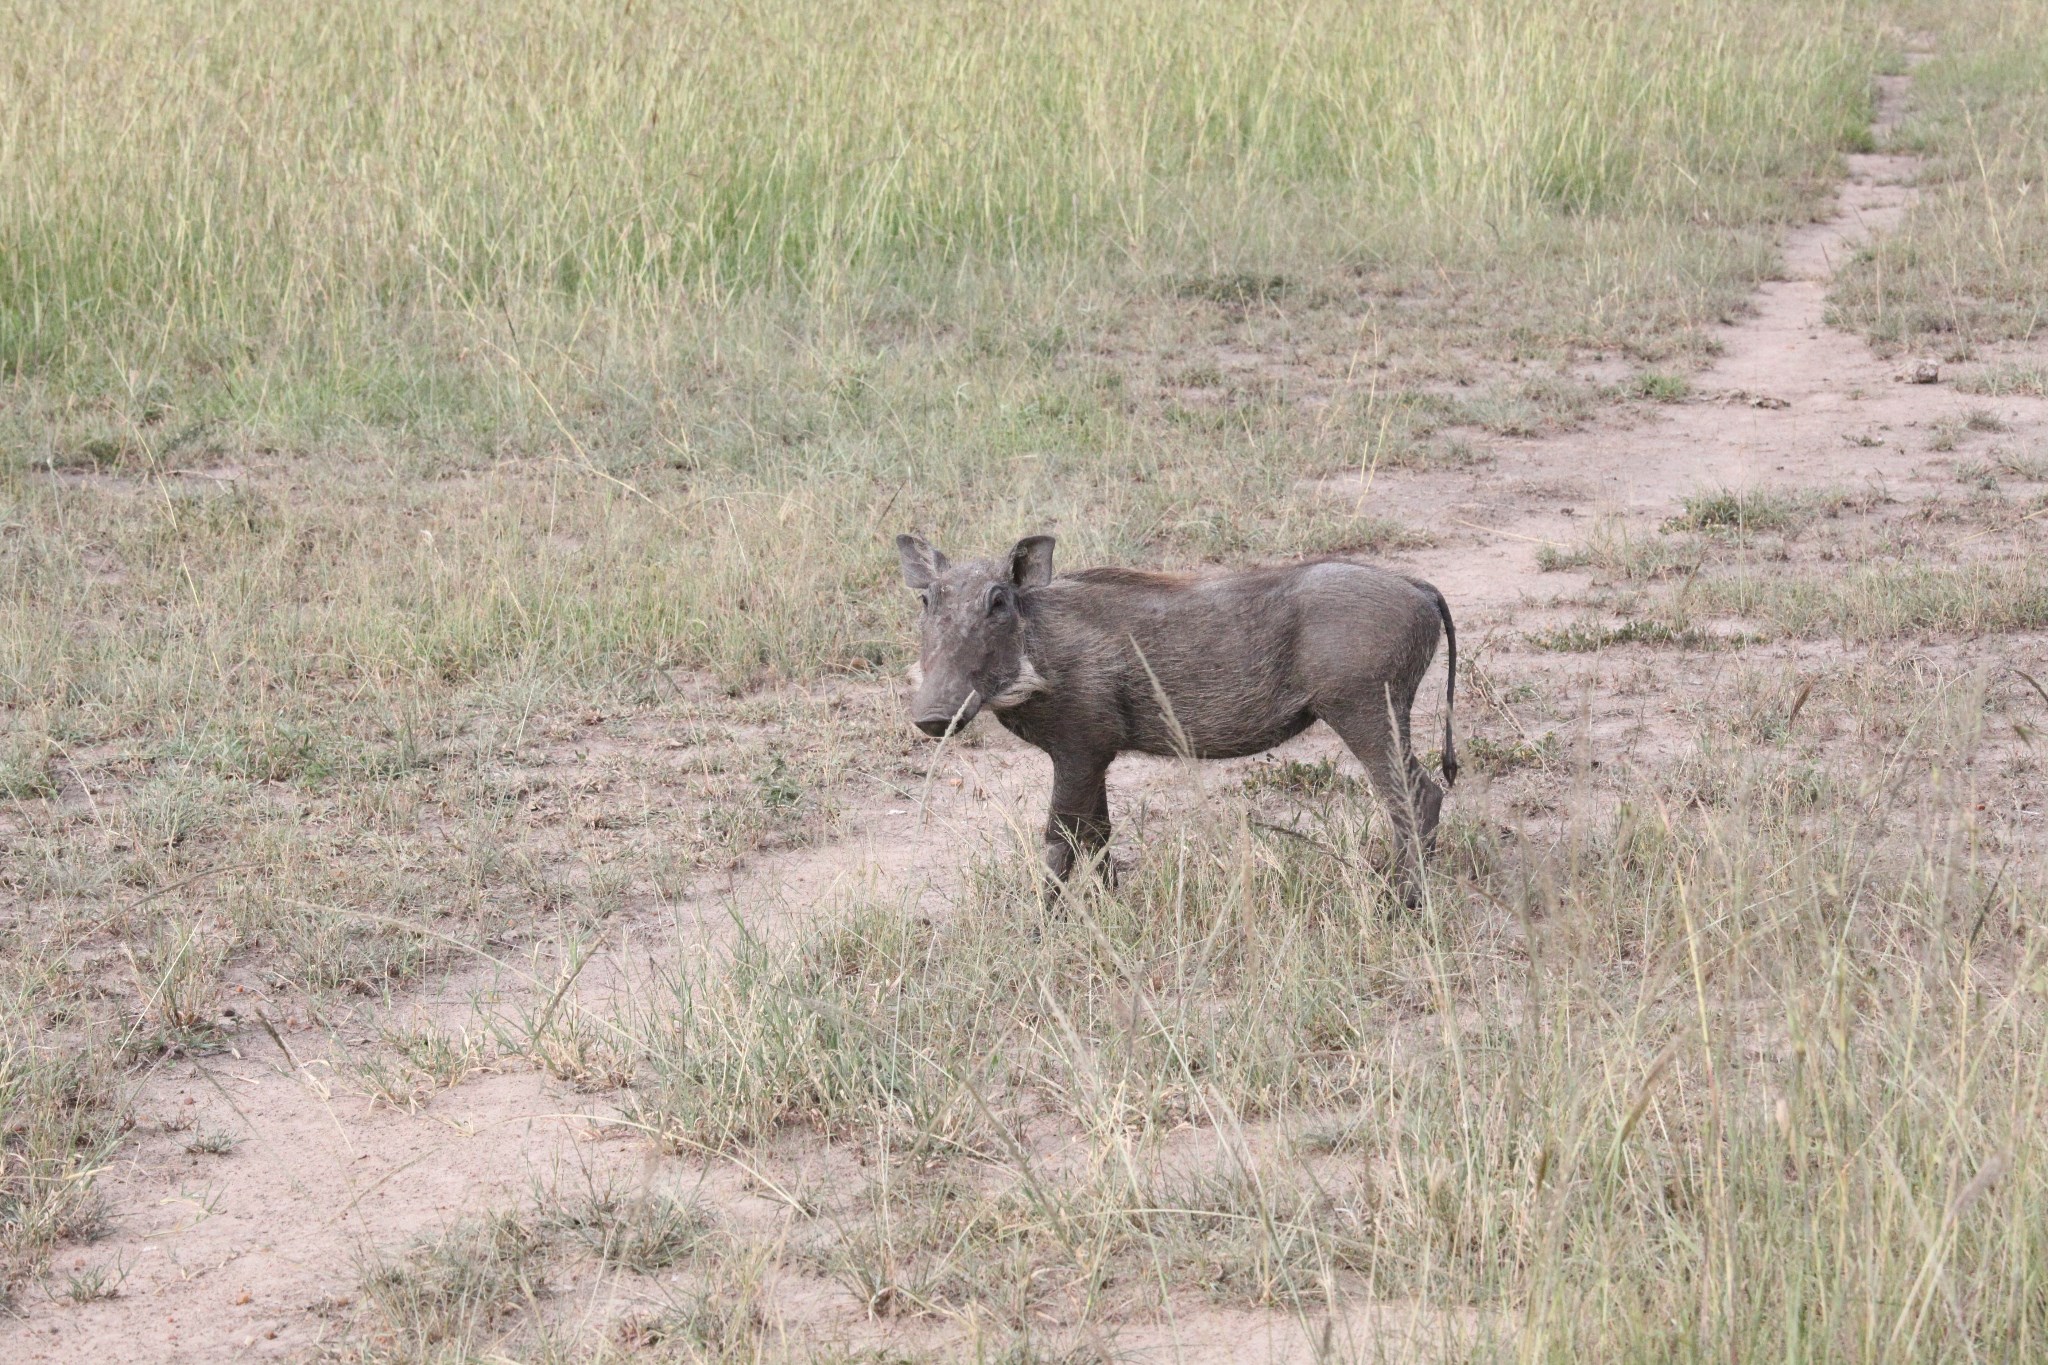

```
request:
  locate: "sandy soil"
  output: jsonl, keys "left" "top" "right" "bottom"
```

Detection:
{"left": 10, "top": 50, "right": 2047, "bottom": 1365}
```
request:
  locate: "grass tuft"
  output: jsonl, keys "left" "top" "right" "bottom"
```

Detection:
{"left": 540, "top": 1185, "right": 711, "bottom": 1274}
{"left": 1537, "top": 522, "right": 1708, "bottom": 580}
{"left": 1666, "top": 487, "right": 1800, "bottom": 533}
{"left": 1630, "top": 371, "right": 1692, "bottom": 401}
{"left": 1955, "top": 362, "right": 2048, "bottom": 397}
{"left": 355, "top": 1212, "right": 548, "bottom": 1355}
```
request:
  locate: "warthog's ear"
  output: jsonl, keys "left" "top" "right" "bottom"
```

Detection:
{"left": 896, "top": 534, "right": 948, "bottom": 590}
{"left": 1008, "top": 535, "right": 1055, "bottom": 589}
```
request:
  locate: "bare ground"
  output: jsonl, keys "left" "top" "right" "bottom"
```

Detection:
{"left": 9, "top": 52, "right": 2048, "bottom": 1364}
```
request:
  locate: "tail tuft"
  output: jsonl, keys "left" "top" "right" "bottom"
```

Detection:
{"left": 1420, "top": 581, "right": 1457, "bottom": 788}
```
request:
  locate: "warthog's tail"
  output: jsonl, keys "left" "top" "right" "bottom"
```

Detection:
{"left": 1412, "top": 578, "right": 1458, "bottom": 788}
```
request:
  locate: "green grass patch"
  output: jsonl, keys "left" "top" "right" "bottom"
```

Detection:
{"left": 1695, "top": 561, "right": 2048, "bottom": 640}
{"left": 355, "top": 1212, "right": 549, "bottom": 1355}
{"left": 0, "top": 1020, "right": 121, "bottom": 1298}
{"left": 1528, "top": 618, "right": 1733, "bottom": 652}
{"left": 1240, "top": 756, "right": 1360, "bottom": 799}
{"left": 1997, "top": 449, "right": 2048, "bottom": 480}
{"left": 1666, "top": 487, "right": 1801, "bottom": 533}
{"left": 1630, "top": 370, "right": 1692, "bottom": 401}
{"left": 1464, "top": 731, "right": 1561, "bottom": 774}
{"left": 1537, "top": 524, "right": 1708, "bottom": 580}
{"left": 1956, "top": 363, "right": 2048, "bottom": 397}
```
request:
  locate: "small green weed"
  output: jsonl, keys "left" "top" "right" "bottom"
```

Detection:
{"left": 1955, "top": 460, "right": 2000, "bottom": 490}
{"left": 1534, "top": 542, "right": 1593, "bottom": 572}
{"left": 64, "top": 1260, "right": 128, "bottom": 1304}
{"left": 1465, "top": 732, "right": 1560, "bottom": 774}
{"left": 1240, "top": 757, "right": 1357, "bottom": 798}
{"left": 1631, "top": 371, "right": 1691, "bottom": 401}
{"left": 1665, "top": 488, "right": 1798, "bottom": 533}
{"left": 756, "top": 755, "right": 804, "bottom": 810}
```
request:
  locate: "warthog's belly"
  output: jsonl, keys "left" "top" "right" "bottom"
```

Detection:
{"left": 1128, "top": 706, "right": 1319, "bottom": 760}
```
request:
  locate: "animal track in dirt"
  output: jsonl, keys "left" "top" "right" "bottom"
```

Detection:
{"left": 14, "top": 49, "right": 2048, "bottom": 1365}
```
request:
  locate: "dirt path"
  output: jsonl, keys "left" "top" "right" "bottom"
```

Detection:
{"left": 1373, "top": 58, "right": 2037, "bottom": 615}
{"left": 11, "top": 50, "right": 2045, "bottom": 1365}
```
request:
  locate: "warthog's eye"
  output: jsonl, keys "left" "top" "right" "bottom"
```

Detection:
{"left": 917, "top": 591, "right": 929, "bottom": 611}
{"left": 984, "top": 585, "right": 1008, "bottom": 617}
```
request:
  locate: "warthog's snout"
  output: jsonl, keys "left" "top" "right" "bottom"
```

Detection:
{"left": 913, "top": 701, "right": 978, "bottom": 739}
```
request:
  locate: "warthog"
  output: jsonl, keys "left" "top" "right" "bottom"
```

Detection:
{"left": 895, "top": 533, "right": 1457, "bottom": 900}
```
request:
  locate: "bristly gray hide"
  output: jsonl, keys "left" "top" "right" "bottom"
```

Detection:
{"left": 894, "top": 533, "right": 1458, "bottom": 903}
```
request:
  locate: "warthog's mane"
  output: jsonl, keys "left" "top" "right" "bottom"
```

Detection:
{"left": 1062, "top": 566, "right": 1199, "bottom": 588}
{"left": 1063, "top": 556, "right": 1383, "bottom": 592}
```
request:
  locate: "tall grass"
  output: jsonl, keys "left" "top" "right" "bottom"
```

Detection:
{"left": 0, "top": 0, "right": 1888, "bottom": 707}
{"left": 2, "top": 0, "right": 1876, "bottom": 382}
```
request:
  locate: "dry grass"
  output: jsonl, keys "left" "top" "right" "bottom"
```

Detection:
{"left": 330, "top": 657, "right": 2048, "bottom": 1359}
{"left": 348, "top": 1211, "right": 552, "bottom": 1360}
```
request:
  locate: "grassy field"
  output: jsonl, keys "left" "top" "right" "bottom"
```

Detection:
{"left": 5, "top": 0, "right": 2048, "bottom": 1358}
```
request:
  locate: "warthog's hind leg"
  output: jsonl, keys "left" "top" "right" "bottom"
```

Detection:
{"left": 1323, "top": 699, "right": 1436, "bottom": 906}
{"left": 1409, "top": 751, "right": 1445, "bottom": 851}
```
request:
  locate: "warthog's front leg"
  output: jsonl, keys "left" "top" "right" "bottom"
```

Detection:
{"left": 1043, "top": 755, "right": 1112, "bottom": 882}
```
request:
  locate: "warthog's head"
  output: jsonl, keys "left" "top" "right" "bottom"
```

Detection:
{"left": 895, "top": 533, "right": 1054, "bottom": 738}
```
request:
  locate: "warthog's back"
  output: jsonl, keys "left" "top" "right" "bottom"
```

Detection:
{"left": 1018, "top": 559, "right": 1443, "bottom": 759}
